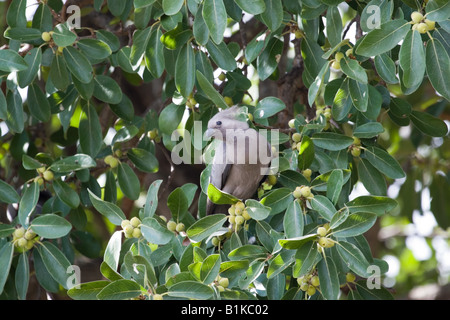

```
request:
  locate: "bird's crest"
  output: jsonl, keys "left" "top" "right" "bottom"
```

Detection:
{"left": 218, "top": 106, "right": 248, "bottom": 122}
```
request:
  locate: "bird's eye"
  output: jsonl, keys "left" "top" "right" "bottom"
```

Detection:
{"left": 216, "top": 121, "right": 222, "bottom": 126}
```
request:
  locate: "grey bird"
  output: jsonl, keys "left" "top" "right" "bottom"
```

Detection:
{"left": 204, "top": 107, "right": 272, "bottom": 214}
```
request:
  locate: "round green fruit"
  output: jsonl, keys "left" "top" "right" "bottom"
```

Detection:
{"left": 130, "top": 217, "right": 141, "bottom": 228}
{"left": 167, "top": 220, "right": 177, "bottom": 231}
{"left": 411, "top": 11, "right": 424, "bottom": 24}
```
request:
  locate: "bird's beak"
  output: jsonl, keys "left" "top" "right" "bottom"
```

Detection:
{"left": 204, "top": 128, "right": 216, "bottom": 139}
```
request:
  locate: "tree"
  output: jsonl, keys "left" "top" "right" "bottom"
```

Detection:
{"left": 0, "top": 0, "right": 449, "bottom": 300}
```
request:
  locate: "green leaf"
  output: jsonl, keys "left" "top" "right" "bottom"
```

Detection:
{"left": 234, "top": 0, "right": 265, "bottom": 14}
{"left": 317, "top": 255, "right": 340, "bottom": 300}
{"left": 390, "top": 97, "right": 411, "bottom": 118}
{"left": 348, "top": 79, "right": 369, "bottom": 112}
{"left": 38, "top": 241, "right": 71, "bottom": 289}
{"left": 117, "top": 163, "right": 140, "bottom": 200}
{"left": 6, "top": 0, "right": 27, "bottom": 28}
{"left": 356, "top": 20, "right": 410, "bottom": 57}
{"left": 97, "top": 279, "right": 141, "bottom": 300}
{"left": 4, "top": 27, "right": 41, "bottom": 41}
{"left": 128, "top": 148, "right": 159, "bottom": 173}
{"left": 18, "top": 182, "right": 40, "bottom": 227}
{"left": 425, "top": 38, "right": 450, "bottom": 102}
{"left": 374, "top": 53, "right": 398, "bottom": 84}
{"left": 30, "top": 213, "right": 72, "bottom": 239}
{"left": 104, "top": 231, "right": 123, "bottom": 271}
{"left": 109, "top": 94, "right": 134, "bottom": 121}
{"left": 27, "top": 84, "right": 51, "bottom": 122}
{"left": 309, "top": 195, "right": 336, "bottom": 221}
{"left": 228, "top": 244, "right": 268, "bottom": 260}
{"left": 346, "top": 195, "right": 398, "bottom": 216}
{"left": 50, "top": 154, "right": 97, "bottom": 173}
{"left": 340, "top": 57, "right": 368, "bottom": 84}
{"left": 49, "top": 53, "right": 69, "bottom": 91}
{"left": 130, "top": 26, "right": 152, "bottom": 67}
{"left": 0, "top": 179, "right": 20, "bottom": 204}
{"left": 358, "top": 158, "right": 387, "bottom": 196}
{"left": 167, "top": 187, "right": 189, "bottom": 221}
{"left": 203, "top": 0, "right": 227, "bottom": 44}
{"left": 186, "top": 214, "right": 228, "bottom": 242}
{"left": 353, "top": 122, "right": 384, "bottom": 138}
{"left": 326, "top": 6, "right": 343, "bottom": 48}
{"left": 336, "top": 241, "right": 371, "bottom": 277}
{"left": 205, "top": 40, "right": 237, "bottom": 71}
{"left": 278, "top": 234, "right": 317, "bottom": 250}
{"left": 200, "top": 254, "right": 221, "bottom": 284}
{"left": 330, "top": 208, "right": 349, "bottom": 229}
{"left": 17, "top": 48, "right": 41, "bottom": 88}
{"left": 141, "top": 217, "right": 174, "bottom": 245}
{"left": 53, "top": 23, "right": 77, "bottom": 47}
{"left": 355, "top": 280, "right": 394, "bottom": 300}
{"left": 254, "top": 97, "right": 286, "bottom": 119}
{"left": 52, "top": 179, "right": 80, "bottom": 209}
{"left": 283, "top": 200, "right": 304, "bottom": 238}
{"left": 245, "top": 199, "right": 271, "bottom": 220}
{"left": 175, "top": 43, "right": 196, "bottom": 97}
{"left": 332, "top": 212, "right": 377, "bottom": 237}
{"left": 399, "top": 30, "right": 425, "bottom": 89}
{"left": 79, "top": 102, "right": 103, "bottom": 158}
{"left": 260, "top": 187, "right": 293, "bottom": 214}
{"left": 168, "top": 280, "right": 214, "bottom": 299}
{"left": 158, "top": 102, "right": 186, "bottom": 135}
{"left": 107, "top": 0, "right": 127, "bottom": 16}
{"left": 425, "top": 0, "right": 450, "bottom": 22}
{"left": 5, "top": 90, "right": 24, "bottom": 134}
{"left": 15, "top": 252, "right": 29, "bottom": 300}
{"left": 260, "top": 0, "right": 283, "bottom": 31}
{"left": 88, "top": 189, "right": 126, "bottom": 225}
{"left": 62, "top": 46, "right": 94, "bottom": 84}
{"left": 0, "top": 49, "right": 28, "bottom": 73}
{"left": 331, "top": 78, "right": 352, "bottom": 121}
{"left": 410, "top": 110, "right": 448, "bottom": 137}
{"left": 311, "top": 132, "right": 354, "bottom": 151}
{"left": 93, "top": 75, "right": 123, "bottom": 104}
{"left": 193, "top": 5, "right": 209, "bottom": 45}
{"left": 163, "top": 0, "right": 184, "bottom": 15}
{"left": 327, "top": 169, "right": 343, "bottom": 204}
{"left": 77, "top": 39, "right": 112, "bottom": 60}
{"left": 267, "top": 251, "right": 296, "bottom": 279}
{"left": 68, "top": 280, "right": 110, "bottom": 300}
{"left": 257, "top": 37, "right": 283, "bottom": 81}
{"left": 142, "top": 180, "right": 163, "bottom": 219}
{"left": 308, "top": 61, "right": 330, "bottom": 107}
{"left": 363, "top": 146, "right": 405, "bottom": 179}
{"left": 297, "top": 136, "right": 315, "bottom": 170}
{"left": 207, "top": 183, "right": 240, "bottom": 205}
{"left": 0, "top": 242, "right": 14, "bottom": 294}
{"left": 220, "top": 260, "right": 250, "bottom": 279}
{"left": 96, "top": 30, "right": 120, "bottom": 52}
{"left": 145, "top": 25, "right": 165, "bottom": 78}
{"left": 196, "top": 71, "right": 229, "bottom": 109}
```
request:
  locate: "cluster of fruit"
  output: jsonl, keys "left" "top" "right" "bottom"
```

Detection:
{"left": 34, "top": 166, "right": 54, "bottom": 185}
{"left": 350, "top": 136, "right": 362, "bottom": 157}
{"left": 13, "top": 227, "right": 38, "bottom": 252}
{"left": 316, "top": 224, "right": 335, "bottom": 249}
{"left": 227, "top": 201, "right": 251, "bottom": 230}
{"left": 293, "top": 185, "right": 314, "bottom": 201}
{"left": 214, "top": 275, "right": 230, "bottom": 292}
{"left": 410, "top": 11, "right": 435, "bottom": 33}
{"left": 166, "top": 220, "right": 185, "bottom": 233}
{"left": 297, "top": 273, "right": 320, "bottom": 297}
{"left": 121, "top": 217, "right": 142, "bottom": 239}
{"left": 104, "top": 154, "right": 120, "bottom": 169}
